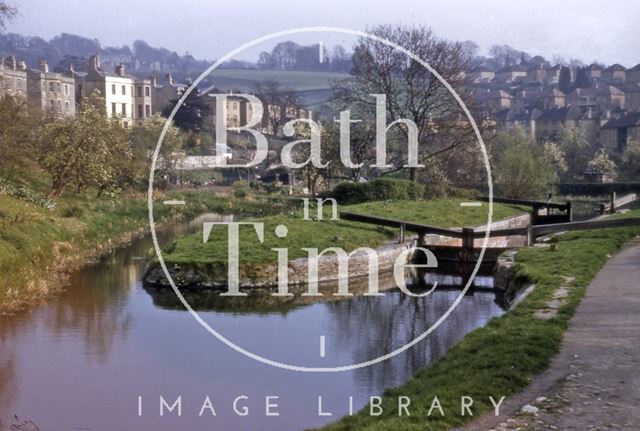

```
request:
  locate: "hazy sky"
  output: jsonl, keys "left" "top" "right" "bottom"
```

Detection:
{"left": 7, "top": 0, "right": 640, "bottom": 66}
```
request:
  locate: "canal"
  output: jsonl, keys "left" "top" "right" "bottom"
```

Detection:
{"left": 0, "top": 214, "right": 505, "bottom": 431}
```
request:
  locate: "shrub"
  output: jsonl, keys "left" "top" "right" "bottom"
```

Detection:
{"left": 364, "top": 178, "right": 425, "bottom": 201}
{"left": 332, "top": 178, "right": 425, "bottom": 204}
{"left": 332, "top": 182, "right": 368, "bottom": 204}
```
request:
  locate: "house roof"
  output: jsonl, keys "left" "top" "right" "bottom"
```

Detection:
{"left": 624, "top": 82, "right": 640, "bottom": 93}
{"left": 543, "top": 89, "right": 565, "bottom": 97}
{"left": 629, "top": 63, "right": 640, "bottom": 71}
{"left": 500, "top": 108, "right": 542, "bottom": 122}
{"left": 497, "top": 64, "right": 528, "bottom": 73}
{"left": 475, "top": 89, "right": 512, "bottom": 100}
{"left": 602, "top": 112, "right": 640, "bottom": 129}
{"left": 586, "top": 63, "right": 604, "bottom": 71}
{"left": 569, "top": 85, "right": 624, "bottom": 97}
{"left": 537, "top": 105, "right": 582, "bottom": 122}
{"left": 605, "top": 64, "right": 626, "bottom": 71}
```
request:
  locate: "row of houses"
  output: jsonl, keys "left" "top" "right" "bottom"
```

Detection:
{"left": 0, "top": 54, "right": 310, "bottom": 138}
{"left": 0, "top": 54, "right": 186, "bottom": 127}
{"left": 470, "top": 62, "right": 640, "bottom": 155}
{"left": 467, "top": 62, "right": 640, "bottom": 87}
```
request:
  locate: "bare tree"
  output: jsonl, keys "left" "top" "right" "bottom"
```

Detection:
{"left": 0, "top": 1, "right": 16, "bottom": 29}
{"left": 252, "top": 79, "right": 301, "bottom": 136}
{"left": 332, "top": 24, "right": 481, "bottom": 182}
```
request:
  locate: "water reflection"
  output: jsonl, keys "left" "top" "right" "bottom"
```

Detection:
{"left": 0, "top": 218, "right": 505, "bottom": 431}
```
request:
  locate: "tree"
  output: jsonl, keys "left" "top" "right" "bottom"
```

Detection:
{"left": 0, "top": 1, "right": 16, "bottom": 29}
{"left": 162, "top": 83, "right": 210, "bottom": 133}
{"left": 332, "top": 25, "right": 478, "bottom": 182}
{"left": 131, "top": 114, "right": 183, "bottom": 186}
{"left": 0, "top": 94, "right": 42, "bottom": 179}
{"left": 542, "top": 141, "right": 568, "bottom": 176}
{"left": 588, "top": 149, "right": 617, "bottom": 179}
{"left": 620, "top": 140, "right": 640, "bottom": 179}
{"left": 491, "top": 128, "right": 557, "bottom": 198}
{"left": 557, "top": 127, "right": 591, "bottom": 180}
{"left": 559, "top": 66, "right": 573, "bottom": 93}
{"left": 574, "top": 66, "right": 590, "bottom": 89}
{"left": 252, "top": 79, "right": 301, "bottom": 136}
{"left": 38, "top": 91, "right": 132, "bottom": 199}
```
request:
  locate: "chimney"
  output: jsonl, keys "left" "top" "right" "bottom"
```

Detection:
{"left": 5, "top": 55, "right": 16, "bottom": 70}
{"left": 38, "top": 59, "right": 49, "bottom": 73}
{"left": 165, "top": 73, "right": 173, "bottom": 85}
{"left": 115, "top": 64, "right": 125, "bottom": 77}
{"left": 150, "top": 75, "right": 157, "bottom": 87}
{"left": 88, "top": 55, "right": 101, "bottom": 71}
{"left": 17, "top": 60, "right": 26, "bottom": 71}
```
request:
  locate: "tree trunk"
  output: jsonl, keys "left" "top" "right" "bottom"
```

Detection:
{"left": 47, "top": 182, "right": 66, "bottom": 200}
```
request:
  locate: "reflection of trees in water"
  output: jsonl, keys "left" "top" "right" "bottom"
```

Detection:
{"left": 45, "top": 252, "right": 138, "bottom": 364}
{"left": 0, "top": 241, "right": 144, "bottom": 422}
{"left": 324, "top": 286, "right": 502, "bottom": 393}
{"left": 0, "top": 352, "right": 17, "bottom": 430}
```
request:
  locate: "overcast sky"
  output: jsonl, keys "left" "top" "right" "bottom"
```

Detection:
{"left": 7, "top": 0, "right": 640, "bottom": 66}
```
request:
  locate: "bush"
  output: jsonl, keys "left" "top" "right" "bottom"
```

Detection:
{"left": 332, "top": 178, "right": 425, "bottom": 204}
{"left": 557, "top": 182, "right": 640, "bottom": 196}
{"left": 332, "top": 182, "right": 368, "bottom": 204}
{"left": 364, "top": 178, "right": 425, "bottom": 201}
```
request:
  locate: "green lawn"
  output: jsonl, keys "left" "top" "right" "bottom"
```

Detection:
{"left": 162, "top": 199, "right": 526, "bottom": 265}
{"left": 317, "top": 209, "right": 640, "bottom": 431}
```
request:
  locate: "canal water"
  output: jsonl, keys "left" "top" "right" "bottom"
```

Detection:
{"left": 0, "top": 215, "right": 505, "bottom": 431}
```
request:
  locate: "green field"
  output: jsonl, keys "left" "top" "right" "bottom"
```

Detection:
{"left": 205, "top": 68, "right": 347, "bottom": 92}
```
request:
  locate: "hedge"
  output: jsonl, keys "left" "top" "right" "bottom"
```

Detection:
{"left": 557, "top": 182, "right": 640, "bottom": 196}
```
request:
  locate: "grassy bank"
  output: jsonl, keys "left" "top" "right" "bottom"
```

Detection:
{"left": 0, "top": 184, "right": 293, "bottom": 313}
{"left": 317, "top": 209, "right": 640, "bottom": 431}
{"left": 161, "top": 199, "right": 525, "bottom": 265}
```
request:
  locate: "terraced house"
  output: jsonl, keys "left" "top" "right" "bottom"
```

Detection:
{"left": 26, "top": 59, "right": 75, "bottom": 117}
{"left": 0, "top": 55, "right": 27, "bottom": 98}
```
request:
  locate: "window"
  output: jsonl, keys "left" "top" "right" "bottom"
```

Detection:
{"left": 49, "top": 100, "right": 54, "bottom": 112}
{"left": 137, "top": 104, "right": 143, "bottom": 118}
{"left": 64, "top": 84, "right": 69, "bottom": 95}
{"left": 17, "top": 78, "right": 22, "bottom": 90}
{"left": 122, "top": 103, "right": 126, "bottom": 116}
{"left": 123, "top": 122, "right": 129, "bottom": 128}
{"left": 112, "top": 103, "right": 117, "bottom": 117}
{"left": 145, "top": 104, "right": 150, "bottom": 117}
{"left": 57, "top": 100, "right": 61, "bottom": 112}
{"left": 56, "top": 82, "right": 61, "bottom": 93}
{"left": 145, "top": 86, "right": 150, "bottom": 97}
{"left": 122, "top": 85, "right": 126, "bottom": 95}
{"left": 137, "top": 86, "right": 142, "bottom": 97}
{"left": 65, "top": 101, "right": 69, "bottom": 112}
{"left": 112, "top": 84, "right": 116, "bottom": 95}
{"left": 49, "top": 82, "right": 55, "bottom": 92}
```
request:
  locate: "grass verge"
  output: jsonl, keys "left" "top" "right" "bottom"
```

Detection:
{"left": 0, "top": 186, "right": 293, "bottom": 313}
{"left": 316, "top": 209, "right": 640, "bottom": 431}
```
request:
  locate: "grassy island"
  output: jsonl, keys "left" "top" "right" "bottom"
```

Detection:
{"left": 161, "top": 199, "right": 526, "bottom": 265}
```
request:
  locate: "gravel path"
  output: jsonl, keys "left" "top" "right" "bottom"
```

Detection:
{"left": 459, "top": 239, "right": 640, "bottom": 431}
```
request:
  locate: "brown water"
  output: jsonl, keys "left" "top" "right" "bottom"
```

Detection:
{"left": 0, "top": 215, "right": 505, "bottom": 431}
